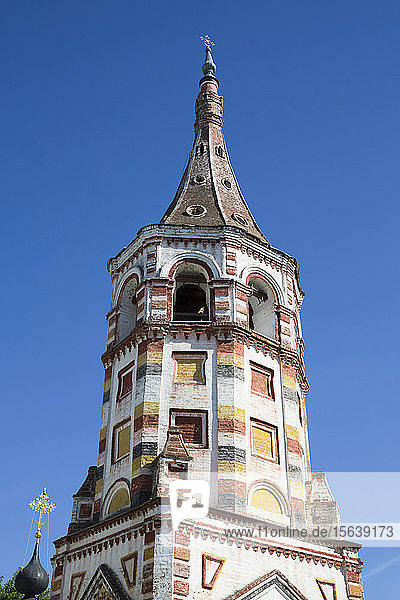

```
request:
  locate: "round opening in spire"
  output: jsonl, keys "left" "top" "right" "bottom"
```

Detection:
{"left": 232, "top": 213, "right": 248, "bottom": 226}
{"left": 186, "top": 204, "right": 207, "bottom": 217}
{"left": 193, "top": 174, "right": 206, "bottom": 185}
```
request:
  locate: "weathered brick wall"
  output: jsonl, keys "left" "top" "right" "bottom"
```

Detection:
{"left": 56, "top": 223, "right": 359, "bottom": 599}
{"left": 51, "top": 510, "right": 160, "bottom": 600}
{"left": 132, "top": 338, "right": 164, "bottom": 506}
{"left": 184, "top": 522, "right": 355, "bottom": 600}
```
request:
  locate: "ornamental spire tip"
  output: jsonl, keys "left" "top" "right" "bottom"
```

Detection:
{"left": 200, "top": 35, "right": 216, "bottom": 77}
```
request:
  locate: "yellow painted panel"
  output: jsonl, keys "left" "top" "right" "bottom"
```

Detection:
{"left": 286, "top": 425, "right": 300, "bottom": 441}
{"left": 52, "top": 580, "right": 62, "bottom": 591}
{"left": 107, "top": 488, "right": 130, "bottom": 514}
{"left": 137, "top": 351, "right": 163, "bottom": 367}
{"left": 290, "top": 479, "right": 304, "bottom": 498}
{"left": 175, "top": 358, "right": 205, "bottom": 384}
{"left": 218, "top": 406, "right": 245, "bottom": 420}
{"left": 134, "top": 402, "right": 159, "bottom": 419}
{"left": 95, "top": 479, "right": 103, "bottom": 496}
{"left": 99, "top": 426, "right": 107, "bottom": 440}
{"left": 252, "top": 425, "right": 273, "bottom": 458}
{"left": 251, "top": 489, "right": 282, "bottom": 514}
{"left": 217, "top": 353, "right": 244, "bottom": 368}
{"left": 132, "top": 457, "right": 141, "bottom": 474}
{"left": 132, "top": 455, "right": 155, "bottom": 475}
{"left": 282, "top": 374, "right": 296, "bottom": 390}
{"left": 117, "top": 426, "right": 131, "bottom": 459}
{"left": 143, "top": 547, "right": 154, "bottom": 561}
{"left": 141, "top": 455, "right": 155, "bottom": 467}
{"left": 348, "top": 584, "right": 362, "bottom": 598}
{"left": 218, "top": 460, "right": 246, "bottom": 474}
{"left": 103, "top": 379, "right": 111, "bottom": 393}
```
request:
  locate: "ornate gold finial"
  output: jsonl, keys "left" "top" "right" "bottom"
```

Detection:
{"left": 200, "top": 35, "right": 215, "bottom": 51}
{"left": 29, "top": 487, "right": 56, "bottom": 539}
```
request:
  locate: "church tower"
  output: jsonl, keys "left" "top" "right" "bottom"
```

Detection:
{"left": 50, "top": 45, "right": 364, "bottom": 600}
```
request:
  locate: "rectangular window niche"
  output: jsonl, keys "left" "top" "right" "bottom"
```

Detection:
{"left": 117, "top": 361, "right": 135, "bottom": 401}
{"left": 250, "top": 362, "right": 274, "bottom": 399}
{"left": 112, "top": 419, "right": 131, "bottom": 462}
{"left": 250, "top": 418, "right": 279, "bottom": 463}
{"left": 172, "top": 352, "right": 207, "bottom": 385}
{"left": 170, "top": 409, "right": 208, "bottom": 448}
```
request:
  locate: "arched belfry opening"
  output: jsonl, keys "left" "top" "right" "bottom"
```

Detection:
{"left": 117, "top": 277, "right": 138, "bottom": 341}
{"left": 173, "top": 263, "right": 210, "bottom": 322}
{"left": 248, "top": 276, "right": 276, "bottom": 339}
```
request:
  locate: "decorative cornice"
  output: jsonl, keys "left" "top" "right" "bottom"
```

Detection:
{"left": 53, "top": 499, "right": 160, "bottom": 549}
{"left": 107, "top": 224, "right": 301, "bottom": 284}
{"left": 101, "top": 322, "right": 309, "bottom": 390}
{"left": 175, "top": 517, "right": 362, "bottom": 570}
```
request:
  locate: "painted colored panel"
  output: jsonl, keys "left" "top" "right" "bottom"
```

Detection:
{"left": 251, "top": 489, "right": 282, "bottom": 514}
{"left": 134, "top": 402, "right": 160, "bottom": 419}
{"left": 117, "top": 425, "right": 131, "bottom": 459}
{"left": 286, "top": 425, "right": 300, "bottom": 441}
{"left": 69, "top": 572, "right": 86, "bottom": 600}
{"left": 137, "top": 351, "right": 163, "bottom": 367}
{"left": 95, "top": 479, "right": 103, "bottom": 496}
{"left": 290, "top": 478, "right": 304, "bottom": 498}
{"left": 202, "top": 554, "right": 225, "bottom": 589}
{"left": 217, "top": 352, "right": 244, "bottom": 368}
{"left": 251, "top": 368, "right": 270, "bottom": 397}
{"left": 218, "top": 406, "right": 245, "bottom": 420}
{"left": 121, "top": 552, "right": 138, "bottom": 588}
{"left": 282, "top": 374, "right": 296, "bottom": 390}
{"left": 143, "top": 546, "right": 154, "bottom": 561}
{"left": 316, "top": 580, "right": 338, "bottom": 600}
{"left": 107, "top": 488, "right": 130, "bottom": 514}
{"left": 174, "top": 357, "right": 205, "bottom": 384}
{"left": 251, "top": 425, "right": 273, "bottom": 459}
{"left": 218, "top": 460, "right": 246, "bottom": 474}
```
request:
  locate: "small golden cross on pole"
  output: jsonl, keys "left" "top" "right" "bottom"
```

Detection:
{"left": 29, "top": 487, "right": 56, "bottom": 539}
{"left": 200, "top": 35, "right": 215, "bottom": 51}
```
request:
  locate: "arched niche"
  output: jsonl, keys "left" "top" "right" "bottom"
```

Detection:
{"left": 247, "top": 275, "right": 276, "bottom": 339}
{"left": 249, "top": 482, "right": 288, "bottom": 517}
{"left": 103, "top": 480, "right": 131, "bottom": 516}
{"left": 251, "top": 489, "right": 282, "bottom": 514}
{"left": 172, "top": 262, "right": 210, "bottom": 322}
{"left": 117, "top": 276, "right": 138, "bottom": 342}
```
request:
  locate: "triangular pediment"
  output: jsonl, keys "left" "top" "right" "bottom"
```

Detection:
{"left": 80, "top": 564, "right": 130, "bottom": 600}
{"left": 224, "top": 570, "right": 309, "bottom": 600}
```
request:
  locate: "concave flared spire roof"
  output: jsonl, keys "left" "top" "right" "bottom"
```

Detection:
{"left": 160, "top": 45, "right": 268, "bottom": 244}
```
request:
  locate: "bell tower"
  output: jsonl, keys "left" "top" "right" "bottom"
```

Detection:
{"left": 50, "top": 43, "right": 364, "bottom": 600}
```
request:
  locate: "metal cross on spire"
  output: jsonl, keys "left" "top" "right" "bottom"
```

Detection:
{"left": 200, "top": 35, "right": 215, "bottom": 51}
{"left": 29, "top": 487, "right": 56, "bottom": 539}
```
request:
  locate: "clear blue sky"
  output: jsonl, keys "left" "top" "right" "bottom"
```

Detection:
{"left": 1, "top": 1, "right": 399, "bottom": 597}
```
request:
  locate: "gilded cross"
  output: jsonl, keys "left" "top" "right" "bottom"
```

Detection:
{"left": 29, "top": 487, "right": 56, "bottom": 538}
{"left": 200, "top": 35, "right": 215, "bottom": 51}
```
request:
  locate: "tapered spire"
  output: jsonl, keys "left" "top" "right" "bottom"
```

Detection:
{"left": 160, "top": 40, "right": 268, "bottom": 245}
{"left": 202, "top": 47, "right": 216, "bottom": 77}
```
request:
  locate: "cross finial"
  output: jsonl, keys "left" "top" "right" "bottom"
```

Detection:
{"left": 200, "top": 35, "right": 215, "bottom": 51}
{"left": 29, "top": 487, "right": 56, "bottom": 539}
